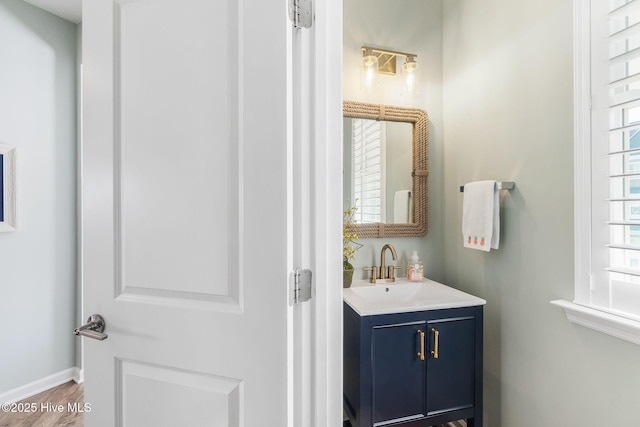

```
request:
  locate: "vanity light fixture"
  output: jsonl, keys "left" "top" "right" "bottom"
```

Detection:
{"left": 402, "top": 55, "right": 419, "bottom": 97}
{"left": 360, "top": 46, "right": 419, "bottom": 95}
{"left": 361, "top": 48, "right": 379, "bottom": 92}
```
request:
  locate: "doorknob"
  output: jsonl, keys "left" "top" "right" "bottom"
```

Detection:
{"left": 74, "top": 314, "right": 108, "bottom": 341}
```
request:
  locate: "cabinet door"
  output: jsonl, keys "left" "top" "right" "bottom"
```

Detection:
{"left": 426, "top": 316, "right": 475, "bottom": 416}
{"left": 371, "top": 321, "right": 426, "bottom": 425}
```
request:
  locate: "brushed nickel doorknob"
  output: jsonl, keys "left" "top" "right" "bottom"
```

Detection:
{"left": 74, "top": 314, "right": 108, "bottom": 341}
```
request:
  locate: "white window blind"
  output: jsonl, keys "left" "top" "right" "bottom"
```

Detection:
{"left": 554, "top": 0, "right": 640, "bottom": 346}
{"left": 351, "top": 119, "right": 386, "bottom": 223}
{"left": 590, "top": 0, "right": 640, "bottom": 320}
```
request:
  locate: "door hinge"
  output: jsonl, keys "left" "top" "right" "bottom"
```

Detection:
{"left": 288, "top": 0, "right": 312, "bottom": 29}
{"left": 290, "top": 268, "right": 313, "bottom": 304}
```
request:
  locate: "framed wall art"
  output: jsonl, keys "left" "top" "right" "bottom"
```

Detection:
{"left": 0, "top": 144, "right": 16, "bottom": 232}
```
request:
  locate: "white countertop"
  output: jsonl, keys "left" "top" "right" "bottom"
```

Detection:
{"left": 343, "top": 278, "right": 486, "bottom": 316}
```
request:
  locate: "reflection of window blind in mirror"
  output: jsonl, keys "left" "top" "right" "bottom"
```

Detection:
{"left": 351, "top": 119, "right": 386, "bottom": 223}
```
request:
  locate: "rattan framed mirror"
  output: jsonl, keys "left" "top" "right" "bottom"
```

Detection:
{"left": 343, "top": 100, "right": 428, "bottom": 238}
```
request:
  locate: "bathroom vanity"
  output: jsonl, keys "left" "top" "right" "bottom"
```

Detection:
{"left": 343, "top": 280, "right": 486, "bottom": 427}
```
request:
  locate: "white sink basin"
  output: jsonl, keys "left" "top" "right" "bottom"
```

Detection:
{"left": 350, "top": 282, "right": 423, "bottom": 304}
{"left": 343, "top": 278, "right": 486, "bottom": 316}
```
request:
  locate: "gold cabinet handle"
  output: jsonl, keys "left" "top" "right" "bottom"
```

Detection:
{"left": 431, "top": 328, "right": 439, "bottom": 359}
{"left": 417, "top": 329, "right": 425, "bottom": 361}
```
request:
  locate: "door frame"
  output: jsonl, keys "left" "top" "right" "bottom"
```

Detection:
{"left": 304, "top": 0, "right": 343, "bottom": 425}
{"left": 289, "top": 0, "right": 343, "bottom": 423}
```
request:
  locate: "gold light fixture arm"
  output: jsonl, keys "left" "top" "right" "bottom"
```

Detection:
{"left": 361, "top": 46, "right": 418, "bottom": 75}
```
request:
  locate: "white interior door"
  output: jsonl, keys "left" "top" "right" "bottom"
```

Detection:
{"left": 81, "top": 0, "right": 292, "bottom": 425}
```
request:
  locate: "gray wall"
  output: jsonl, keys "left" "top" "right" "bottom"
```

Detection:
{"left": 343, "top": 0, "right": 444, "bottom": 280}
{"left": 443, "top": 0, "right": 640, "bottom": 425}
{"left": 0, "top": 0, "right": 78, "bottom": 395}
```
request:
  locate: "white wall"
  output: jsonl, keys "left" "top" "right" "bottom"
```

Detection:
{"left": 0, "top": 0, "right": 78, "bottom": 395}
{"left": 443, "top": 0, "right": 640, "bottom": 425}
{"left": 343, "top": 0, "right": 444, "bottom": 280}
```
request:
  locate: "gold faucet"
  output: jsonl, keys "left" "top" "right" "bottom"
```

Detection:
{"left": 379, "top": 244, "right": 397, "bottom": 279}
{"left": 364, "top": 244, "right": 401, "bottom": 283}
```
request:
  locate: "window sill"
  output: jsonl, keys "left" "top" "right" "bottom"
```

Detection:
{"left": 551, "top": 300, "right": 640, "bottom": 346}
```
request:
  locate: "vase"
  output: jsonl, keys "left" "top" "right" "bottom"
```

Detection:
{"left": 343, "top": 268, "right": 354, "bottom": 288}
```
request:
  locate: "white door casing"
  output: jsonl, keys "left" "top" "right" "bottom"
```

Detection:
{"left": 289, "top": 0, "right": 344, "bottom": 424}
{"left": 82, "top": 0, "right": 292, "bottom": 425}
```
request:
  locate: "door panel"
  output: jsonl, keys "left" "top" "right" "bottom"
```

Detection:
{"left": 371, "top": 321, "right": 426, "bottom": 425}
{"left": 426, "top": 317, "right": 475, "bottom": 416}
{"left": 82, "top": 0, "right": 290, "bottom": 425}
{"left": 116, "top": 0, "right": 235, "bottom": 300}
{"left": 118, "top": 360, "right": 241, "bottom": 426}
{"left": 114, "top": 0, "right": 238, "bottom": 303}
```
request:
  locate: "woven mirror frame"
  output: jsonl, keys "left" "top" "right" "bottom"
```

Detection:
{"left": 343, "top": 100, "right": 428, "bottom": 238}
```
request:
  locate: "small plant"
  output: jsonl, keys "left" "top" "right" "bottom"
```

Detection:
{"left": 343, "top": 201, "right": 362, "bottom": 270}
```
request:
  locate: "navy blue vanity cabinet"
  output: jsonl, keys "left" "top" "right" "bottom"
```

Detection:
{"left": 344, "top": 303, "right": 483, "bottom": 427}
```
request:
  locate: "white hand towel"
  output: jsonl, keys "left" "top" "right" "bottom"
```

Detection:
{"left": 462, "top": 180, "right": 500, "bottom": 252}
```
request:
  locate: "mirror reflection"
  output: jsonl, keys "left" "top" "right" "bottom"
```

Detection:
{"left": 343, "top": 118, "right": 413, "bottom": 224}
{"left": 342, "top": 100, "right": 428, "bottom": 238}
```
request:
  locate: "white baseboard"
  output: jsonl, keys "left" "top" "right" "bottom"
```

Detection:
{"left": 0, "top": 367, "right": 82, "bottom": 404}
{"left": 73, "top": 367, "right": 84, "bottom": 384}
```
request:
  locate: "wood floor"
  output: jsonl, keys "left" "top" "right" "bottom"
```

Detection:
{"left": 0, "top": 381, "right": 83, "bottom": 427}
{"left": 1, "top": 381, "right": 466, "bottom": 426}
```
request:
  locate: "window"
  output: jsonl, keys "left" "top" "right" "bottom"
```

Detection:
{"left": 350, "top": 118, "right": 386, "bottom": 223}
{"left": 554, "top": 0, "right": 640, "bottom": 345}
